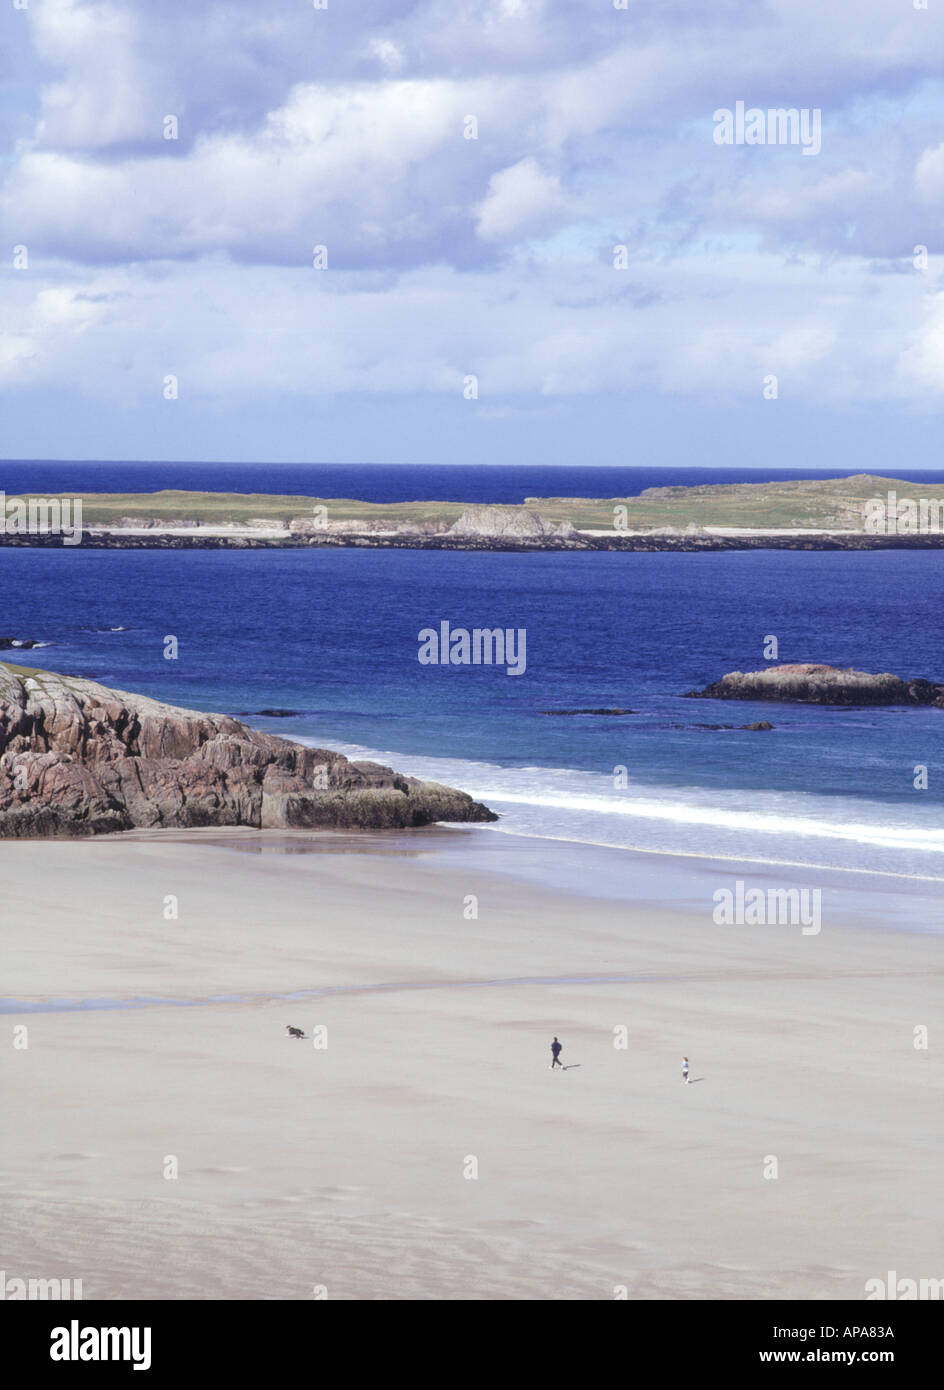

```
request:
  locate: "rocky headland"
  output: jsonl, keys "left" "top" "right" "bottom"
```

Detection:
{"left": 684, "top": 663, "right": 944, "bottom": 707}
{"left": 0, "top": 663, "right": 497, "bottom": 837}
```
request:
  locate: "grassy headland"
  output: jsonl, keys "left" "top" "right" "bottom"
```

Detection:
{"left": 3, "top": 474, "right": 944, "bottom": 547}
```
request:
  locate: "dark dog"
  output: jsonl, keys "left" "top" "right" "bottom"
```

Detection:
{"left": 286, "top": 1025, "right": 305, "bottom": 1039}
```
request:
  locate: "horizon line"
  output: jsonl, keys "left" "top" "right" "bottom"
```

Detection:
{"left": 0, "top": 460, "right": 930, "bottom": 471}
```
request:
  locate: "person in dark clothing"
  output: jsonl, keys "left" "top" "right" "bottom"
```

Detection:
{"left": 550, "top": 1036, "right": 563, "bottom": 1069}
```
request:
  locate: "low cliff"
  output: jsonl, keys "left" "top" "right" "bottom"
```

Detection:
{"left": 0, "top": 664, "right": 497, "bottom": 837}
{"left": 446, "top": 505, "right": 574, "bottom": 540}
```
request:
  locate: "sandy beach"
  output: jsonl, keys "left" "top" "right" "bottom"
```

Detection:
{"left": 1, "top": 828, "right": 940, "bottom": 1301}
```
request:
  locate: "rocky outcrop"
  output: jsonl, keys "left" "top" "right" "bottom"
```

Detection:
{"left": 0, "top": 638, "right": 42, "bottom": 649}
{"left": 236, "top": 709, "right": 301, "bottom": 718}
{"left": 540, "top": 707, "right": 637, "bottom": 716}
{"left": 446, "top": 506, "right": 574, "bottom": 541}
{"left": 0, "top": 663, "right": 497, "bottom": 838}
{"left": 691, "top": 721, "right": 774, "bottom": 730}
{"left": 448, "top": 506, "right": 552, "bottom": 539}
{"left": 684, "top": 663, "right": 944, "bottom": 707}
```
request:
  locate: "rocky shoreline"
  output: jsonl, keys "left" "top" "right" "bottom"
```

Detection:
{"left": 4, "top": 529, "right": 944, "bottom": 552}
{"left": 0, "top": 663, "right": 497, "bottom": 838}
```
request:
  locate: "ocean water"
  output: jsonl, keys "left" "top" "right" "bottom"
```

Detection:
{"left": 3, "top": 527, "right": 943, "bottom": 889}
{"left": 4, "top": 459, "right": 944, "bottom": 502}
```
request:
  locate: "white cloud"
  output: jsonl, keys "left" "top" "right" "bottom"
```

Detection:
{"left": 475, "top": 158, "right": 571, "bottom": 243}
{"left": 915, "top": 143, "right": 944, "bottom": 202}
{"left": 367, "top": 39, "right": 406, "bottom": 73}
{"left": 4, "top": 0, "right": 944, "bottom": 429}
{"left": 898, "top": 290, "right": 944, "bottom": 393}
{"left": 2, "top": 249, "right": 938, "bottom": 409}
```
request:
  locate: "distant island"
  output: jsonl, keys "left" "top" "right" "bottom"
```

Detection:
{"left": 2, "top": 474, "right": 944, "bottom": 550}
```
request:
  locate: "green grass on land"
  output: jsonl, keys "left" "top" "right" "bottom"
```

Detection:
{"left": 11, "top": 475, "right": 944, "bottom": 532}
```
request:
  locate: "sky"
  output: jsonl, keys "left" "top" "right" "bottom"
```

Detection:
{"left": 2, "top": 0, "right": 944, "bottom": 466}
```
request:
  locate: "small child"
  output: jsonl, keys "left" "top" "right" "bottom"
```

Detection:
{"left": 681, "top": 1055, "right": 690, "bottom": 1084}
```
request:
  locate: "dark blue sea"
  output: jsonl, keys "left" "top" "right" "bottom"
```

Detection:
{"left": 4, "top": 459, "right": 944, "bottom": 502}
{"left": 2, "top": 459, "right": 942, "bottom": 891}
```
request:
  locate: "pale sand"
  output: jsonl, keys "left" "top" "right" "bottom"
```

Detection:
{"left": 579, "top": 527, "right": 863, "bottom": 538}
{"left": 1, "top": 831, "right": 940, "bottom": 1301}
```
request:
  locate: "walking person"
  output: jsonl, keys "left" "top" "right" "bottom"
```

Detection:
{"left": 550, "top": 1036, "right": 563, "bottom": 1070}
{"left": 681, "top": 1055, "right": 690, "bottom": 1085}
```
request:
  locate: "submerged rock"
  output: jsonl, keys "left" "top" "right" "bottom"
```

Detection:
{"left": 540, "top": 707, "right": 637, "bottom": 715}
{"left": 692, "top": 720, "right": 774, "bottom": 730}
{"left": 0, "top": 663, "right": 497, "bottom": 838}
{"left": 684, "top": 663, "right": 944, "bottom": 707}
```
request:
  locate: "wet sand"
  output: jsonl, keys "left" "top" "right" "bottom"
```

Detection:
{"left": 1, "top": 831, "right": 940, "bottom": 1300}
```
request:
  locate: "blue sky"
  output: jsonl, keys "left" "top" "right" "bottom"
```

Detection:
{"left": 2, "top": 0, "right": 944, "bottom": 466}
